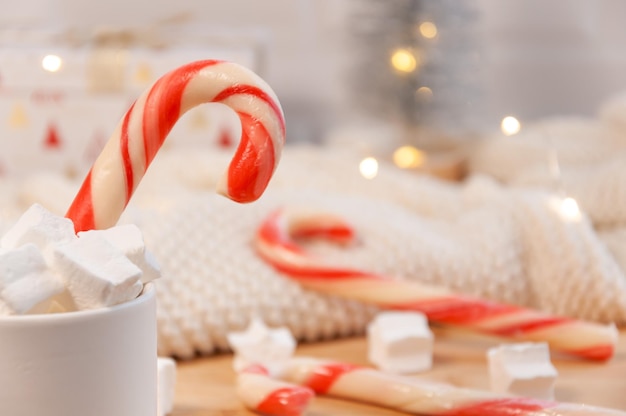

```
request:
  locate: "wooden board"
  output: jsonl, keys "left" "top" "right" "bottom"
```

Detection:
{"left": 172, "top": 326, "right": 626, "bottom": 415}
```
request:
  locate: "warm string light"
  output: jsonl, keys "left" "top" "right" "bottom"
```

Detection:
{"left": 393, "top": 145, "right": 427, "bottom": 169}
{"left": 415, "top": 86, "right": 433, "bottom": 100}
{"left": 419, "top": 21, "right": 438, "bottom": 39}
{"left": 390, "top": 48, "right": 418, "bottom": 73}
{"left": 500, "top": 116, "right": 521, "bottom": 136}
{"left": 359, "top": 157, "right": 379, "bottom": 179}
{"left": 42, "top": 54, "right": 62, "bottom": 72}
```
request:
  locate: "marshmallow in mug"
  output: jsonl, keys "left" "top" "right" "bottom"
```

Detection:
{"left": 0, "top": 204, "right": 160, "bottom": 315}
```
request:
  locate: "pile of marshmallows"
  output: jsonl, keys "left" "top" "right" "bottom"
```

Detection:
{"left": 0, "top": 204, "right": 159, "bottom": 315}
{"left": 230, "top": 311, "right": 559, "bottom": 401}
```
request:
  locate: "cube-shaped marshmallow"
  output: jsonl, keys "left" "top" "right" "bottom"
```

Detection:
{"left": 157, "top": 357, "right": 177, "bottom": 416}
{"left": 487, "top": 342, "right": 558, "bottom": 400}
{"left": 79, "top": 224, "right": 161, "bottom": 283}
{"left": 367, "top": 311, "right": 434, "bottom": 374}
{"left": 52, "top": 232, "right": 143, "bottom": 309}
{"left": 0, "top": 203, "right": 76, "bottom": 262}
{"left": 2, "top": 270, "right": 65, "bottom": 315}
{"left": 0, "top": 244, "right": 65, "bottom": 314}
{"left": 0, "top": 243, "right": 48, "bottom": 288}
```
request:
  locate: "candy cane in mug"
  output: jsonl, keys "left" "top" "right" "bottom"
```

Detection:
{"left": 67, "top": 60, "right": 286, "bottom": 232}
{"left": 255, "top": 209, "right": 618, "bottom": 361}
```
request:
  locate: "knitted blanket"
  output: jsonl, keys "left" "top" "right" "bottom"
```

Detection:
{"left": 1, "top": 95, "right": 626, "bottom": 358}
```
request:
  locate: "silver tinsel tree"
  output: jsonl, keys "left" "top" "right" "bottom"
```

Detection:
{"left": 346, "top": 0, "right": 484, "bottom": 142}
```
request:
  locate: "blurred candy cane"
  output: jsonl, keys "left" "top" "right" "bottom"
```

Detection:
{"left": 255, "top": 209, "right": 618, "bottom": 361}
{"left": 236, "top": 364, "right": 314, "bottom": 416}
{"left": 67, "top": 60, "right": 285, "bottom": 232}
{"left": 279, "top": 357, "right": 626, "bottom": 416}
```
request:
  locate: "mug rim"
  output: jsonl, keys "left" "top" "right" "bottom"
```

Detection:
{"left": 0, "top": 282, "right": 155, "bottom": 324}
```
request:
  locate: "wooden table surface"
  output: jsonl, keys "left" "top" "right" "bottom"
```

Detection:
{"left": 172, "top": 326, "right": 626, "bottom": 415}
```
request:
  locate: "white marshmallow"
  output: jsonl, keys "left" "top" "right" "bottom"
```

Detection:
{"left": 367, "top": 311, "right": 434, "bottom": 374}
{"left": 2, "top": 270, "right": 65, "bottom": 315}
{"left": 0, "top": 243, "right": 48, "bottom": 288}
{"left": 487, "top": 342, "right": 558, "bottom": 400}
{"left": 79, "top": 224, "right": 161, "bottom": 283}
{"left": 0, "top": 244, "right": 65, "bottom": 314}
{"left": 157, "top": 357, "right": 177, "bottom": 416}
{"left": 227, "top": 318, "right": 296, "bottom": 377}
{"left": 0, "top": 203, "right": 76, "bottom": 263}
{"left": 29, "top": 289, "right": 78, "bottom": 314}
{"left": 52, "top": 232, "right": 143, "bottom": 309}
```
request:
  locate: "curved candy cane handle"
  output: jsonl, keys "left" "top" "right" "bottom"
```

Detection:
{"left": 255, "top": 209, "right": 618, "bottom": 361}
{"left": 67, "top": 60, "right": 285, "bottom": 232}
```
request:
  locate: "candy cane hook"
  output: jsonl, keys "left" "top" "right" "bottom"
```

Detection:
{"left": 67, "top": 60, "right": 285, "bottom": 232}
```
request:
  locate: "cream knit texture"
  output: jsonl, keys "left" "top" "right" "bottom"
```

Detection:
{"left": 1, "top": 95, "right": 626, "bottom": 358}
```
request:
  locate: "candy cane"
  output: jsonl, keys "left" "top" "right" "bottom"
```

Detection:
{"left": 279, "top": 357, "right": 626, "bottom": 416}
{"left": 67, "top": 60, "right": 285, "bottom": 232}
{"left": 236, "top": 364, "right": 314, "bottom": 416}
{"left": 255, "top": 209, "right": 618, "bottom": 361}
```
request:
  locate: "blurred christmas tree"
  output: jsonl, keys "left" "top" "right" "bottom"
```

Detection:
{"left": 346, "top": 0, "right": 484, "bottom": 146}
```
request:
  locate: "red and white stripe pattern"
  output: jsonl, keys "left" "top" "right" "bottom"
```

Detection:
{"left": 280, "top": 357, "right": 626, "bottom": 416}
{"left": 236, "top": 364, "right": 314, "bottom": 416}
{"left": 67, "top": 60, "right": 285, "bottom": 232}
{"left": 255, "top": 209, "right": 618, "bottom": 361}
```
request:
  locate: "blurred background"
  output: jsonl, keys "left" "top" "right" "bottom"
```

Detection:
{"left": 2, "top": 0, "right": 626, "bottom": 177}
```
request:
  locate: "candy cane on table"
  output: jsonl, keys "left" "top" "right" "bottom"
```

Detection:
{"left": 236, "top": 364, "right": 314, "bottom": 416}
{"left": 278, "top": 357, "right": 626, "bottom": 416}
{"left": 66, "top": 60, "right": 285, "bottom": 232}
{"left": 255, "top": 209, "right": 619, "bottom": 361}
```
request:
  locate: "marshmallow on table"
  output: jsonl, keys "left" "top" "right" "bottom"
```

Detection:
{"left": 157, "top": 357, "right": 177, "bottom": 416}
{"left": 227, "top": 318, "right": 296, "bottom": 377}
{"left": 487, "top": 342, "right": 558, "bottom": 400}
{"left": 367, "top": 311, "right": 434, "bottom": 374}
{"left": 0, "top": 243, "right": 65, "bottom": 315}
{"left": 0, "top": 203, "right": 76, "bottom": 263}
{"left": 52, "top": 232, "right": 143, "bottom": 310}
{"left": 78, "top": 224, "right": 161, "bottom": 283}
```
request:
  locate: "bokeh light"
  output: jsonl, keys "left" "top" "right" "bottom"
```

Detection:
{"left": 393, "top": 145, "right": 427, "bottom": 169}
{"left": 559, "top": 197, "right": 581, "bottom": 222}
{"left": 391, "top": 48, "right": 418, "bottom": 73}
{"left": 415, "top": 86, "right": 433, "bottom": 100}
{"left": 500, "top": 116, "right": 521, "bottom": 136}
{"left": 359, "top": 157, "right": 379, "bottom": 179}
{"left": 42, "top": 54, "right": 62, "bottom": 72}
{"left": 419, "top": 21, "right": 438, "bottom": 39}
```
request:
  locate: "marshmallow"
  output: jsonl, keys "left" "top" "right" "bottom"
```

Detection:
{"left": 79, "top": 224, "right": 161, "bottom": 283}
{"left": 227, "top": 318, "right": 296, "bottom": 376}
{"left": 52, "top": 232, "right": 143, "bottom": 309}
{"left": 157, "top": 357, "right": 177, "bottom": 416}
{"left": 0, "top": 203, "right": 76, "bottom": 262}
{"left": 487, "top": 342, "right": 558, "bottom": 400}
{"left": 0, "top": 244, "right": 65, "bottom": 315}
{"left": 0, "top": 243, "right": 48, "bottom": 288}
{"left": 29, "top": 289, "right": 78, "bottom": 314}
{"left": 367, "top": 311, "right": 434, "bottom": 374}
{"left": 2, "top": 270, "right": 65, "bottom": 315}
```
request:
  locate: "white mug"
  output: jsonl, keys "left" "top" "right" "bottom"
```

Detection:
{"left": 0, "top": 283, "right": 157, "bottom": 416}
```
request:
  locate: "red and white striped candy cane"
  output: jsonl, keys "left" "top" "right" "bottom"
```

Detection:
{"left": 67, "top": 60, "right": 285, "bottom": 232}
{"left": 279, "top": 357, "right": 626, "bottom": 416}
{"left": 255, "top": 209, "right": 618, "bottom": 361}
{"left": 236, "top": 364, "right": 314, "bottom": 416}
